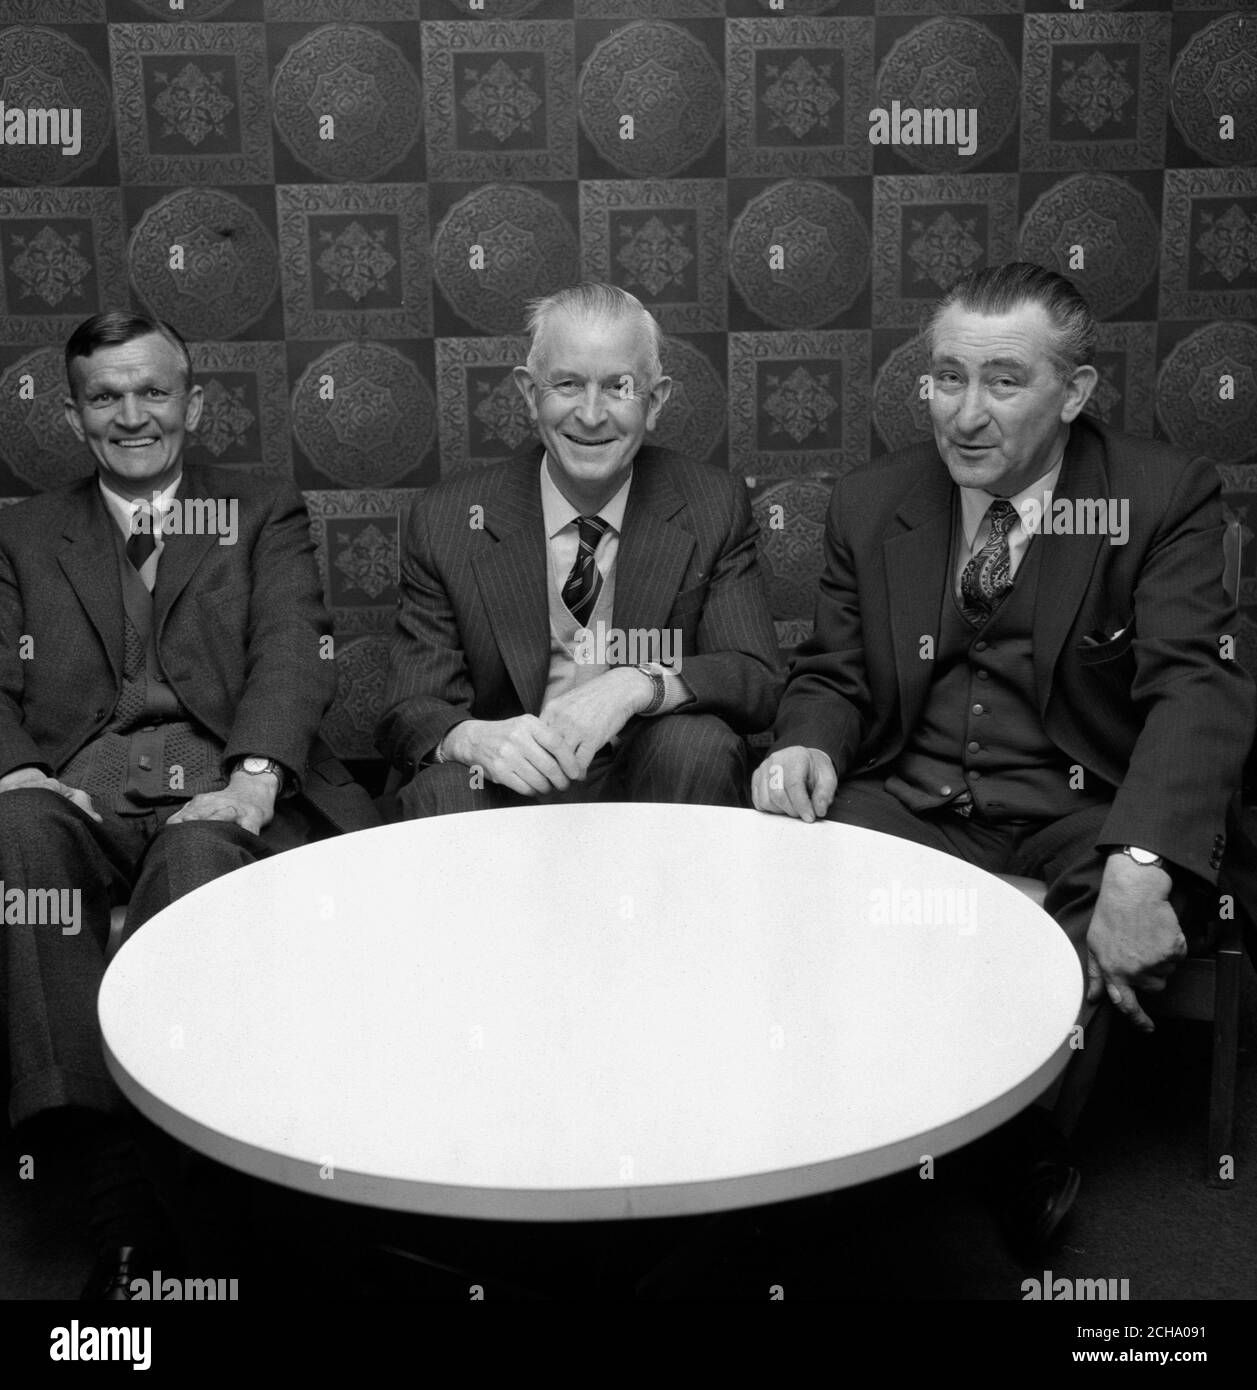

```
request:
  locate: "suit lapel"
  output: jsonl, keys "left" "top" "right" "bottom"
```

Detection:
{"left": 471, "top": 449, "right": 697, "bottom": 712}
{"left": 473, "top": 458, "right": 551, "bottom": 714}
{"left": 56, "top": 479, "right": 124, "bottom": 683}
{"left": 1031, "top": 421, "right": 1110, "bottom": 712}
{"left": 153, "top": 468, "right": 221, "bottom": 635}
{"left": 885, "top": 462, "right": 954, "bottom": 733}
{"left": 611, "top": 451, "right": 694, "bottom": 633}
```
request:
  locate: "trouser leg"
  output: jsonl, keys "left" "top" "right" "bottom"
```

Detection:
{"left": 1013, "top": 803, "right": 1122, "bottom": 1132}
{"left": 121, "top": 807, "right": 308, "bottom": 938}
{"left": 612, "top": 713, "right": 750, "bottom": 808}
{"left": 1014, "top": 802, "right": 1217, "bottom": 1134}
{"left": 5, "top": 792, "right": 314, "bottom": 1271}
{"left": 397, "top": 762, "right": 529, "bottom": 819}
{"left": 0, "top": 790, "right": 145, "bottom": 1127}
{"left": 823, "top": 775, "right": 958, "bottom": 850}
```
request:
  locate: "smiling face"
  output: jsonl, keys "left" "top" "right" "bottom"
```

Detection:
{"left": 512, "top": 309, "right": 671, "bottom": 514}
{"left": 64, "top": 331, "right": 203, "bottom": 500}
{"left": 928, "top": 302, "right": 1097, "bottom": 497}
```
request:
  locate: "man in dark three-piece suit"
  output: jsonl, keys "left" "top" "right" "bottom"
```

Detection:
{"left": 0, "top": 311, "right": 376, "bottom": 1297}
{"left": 380, "top": 283, "right": 782, "bottom": 816}
{"left": 753, "top": 263, "right": 1255, "bottom": 1254}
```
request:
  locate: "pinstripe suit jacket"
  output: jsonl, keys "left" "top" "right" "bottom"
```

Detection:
{"left": 378, "top": 446, "right": 784, "bottom": 775}
{"left": 770, "top": 416, "right": 1256, "bottom": 887}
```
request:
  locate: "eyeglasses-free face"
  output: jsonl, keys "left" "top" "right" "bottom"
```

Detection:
{"left": 928, "top": 302, "right": 1097, "bottom": 498}
{"left": 64, "top": 332, "right": 203, "bottom": 501}
{"left": 513, "top": 310, "right": 671, "bottom": 515}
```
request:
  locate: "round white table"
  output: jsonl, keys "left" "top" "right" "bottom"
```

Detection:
{"left": 100, "top": 804, "right": 1083, "bottom": 1221}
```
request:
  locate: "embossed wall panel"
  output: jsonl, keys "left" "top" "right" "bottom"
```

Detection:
{"left": 0, "top": 0, "right": 1251, "bottom": 752}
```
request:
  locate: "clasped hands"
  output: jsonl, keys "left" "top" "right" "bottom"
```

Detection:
{"left": 752, "top": 744, "right": 1188, "bottom": 1033}
{"left": 440, "top": 668, "right": 655, "bottom": 798}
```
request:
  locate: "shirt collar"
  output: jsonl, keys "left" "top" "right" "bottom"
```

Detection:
{"left": 959, "top": 457, "right": 1064, "bottom": 550}
{"left": 98, "top": 472, "right": 183, "bottom": 538}
{"left": 539, "top": 454, "right": 632, "bottom": 541}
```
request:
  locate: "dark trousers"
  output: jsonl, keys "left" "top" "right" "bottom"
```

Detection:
{"left": 0, "top": 788, "right": 310, "bottom": 1128}
{"left": 401, "top": 712, "right": 749, "bottom": 819}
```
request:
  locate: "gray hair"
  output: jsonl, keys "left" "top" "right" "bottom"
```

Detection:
{"left": 523, "top": 283, "right": 664, "bottom": 386}
{"left": 926, "top": 261, "right": 1097, "bottom": 381}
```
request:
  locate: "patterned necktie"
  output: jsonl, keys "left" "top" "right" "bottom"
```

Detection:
{"left": 960, "top": 498, "right": 1019, "bottom": 626}
{"left": 125, "top": 502, "right": 158, "bottom": 582}
{"left": 562, "top": 514, "right": 610, "bottom": 628}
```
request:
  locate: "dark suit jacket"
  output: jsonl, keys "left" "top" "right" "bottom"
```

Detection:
{"left": 771, "top": 416, "right": 1256, "bottom": 887}
{"left": 0, "top": 465, "right": 376, "bottom": 834}
{"left": 378, "top": 445, "right": 784, "bottom": 774}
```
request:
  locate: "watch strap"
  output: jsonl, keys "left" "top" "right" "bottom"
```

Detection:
{"left": 635, "top": 664, "right": 667, "bottom": 716}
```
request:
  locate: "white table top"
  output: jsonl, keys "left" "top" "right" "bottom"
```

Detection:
{"left": 100, "top": 803, "right": 1083, "bottom": 1221}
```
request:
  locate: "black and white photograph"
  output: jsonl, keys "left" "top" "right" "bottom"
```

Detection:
{"left": 0, "top": 0, "right": 1253, "bottom": 1369}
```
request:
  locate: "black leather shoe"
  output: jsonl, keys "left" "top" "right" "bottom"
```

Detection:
{"left": 80, "top": 1245, "right": 172, "bottom": 1301}
{"left": 990, "top": 1109, "right": 1081, "bottom": 1260}
{"left": 999, "top": 1157, "right": 1081, "bottom": 1259}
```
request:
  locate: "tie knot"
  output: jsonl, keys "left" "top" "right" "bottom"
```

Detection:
{"left": 988, "top": 498, "right": 1018, "bottom": 535}
{"left": 576, "top": 514, "right": 609, "bottom": 547}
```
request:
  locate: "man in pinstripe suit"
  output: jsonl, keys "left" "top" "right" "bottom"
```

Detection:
{"left": 379, "top": 284, "right": 782, "bottom": 817}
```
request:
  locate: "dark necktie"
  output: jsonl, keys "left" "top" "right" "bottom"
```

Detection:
{"left": 562, "top": 514, "right": 610, "bottom": 628}
{"left": 126, "top": 503, "right": 158, "bottom": 578}
{"left": 960, "top": 498, "right": 1019, "bottom": 626}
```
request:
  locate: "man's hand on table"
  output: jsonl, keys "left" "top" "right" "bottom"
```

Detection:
{"left": 166, "top": 768, "right": 279, "bottom": 836}
{"left": 1085, "top": 851, "right": 1187, "bottom": 1033}
{"left": 0, "top": 765, "right": 102, "bottom": 822}
{"left": 751, "top": 746, "right": 838, "bottom": 823}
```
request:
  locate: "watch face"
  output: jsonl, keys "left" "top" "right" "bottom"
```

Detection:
{"left": 1126, "top": 847, "right": 1160, "bottom": 865}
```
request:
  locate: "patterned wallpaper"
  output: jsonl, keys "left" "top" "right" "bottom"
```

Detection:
{"left": 0, "top": 0, "right": 1253, "bottom": 759}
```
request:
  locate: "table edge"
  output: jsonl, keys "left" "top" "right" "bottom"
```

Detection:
{"left": 103, "top": 1034, "right": 1076, "bottom": 1222}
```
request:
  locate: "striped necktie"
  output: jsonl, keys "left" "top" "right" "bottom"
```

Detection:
{"left": 960, "top": 498, "right": 1018, "bottom": 626}
{"left": 562, "top": 514, "right": 610, "bottom": 628}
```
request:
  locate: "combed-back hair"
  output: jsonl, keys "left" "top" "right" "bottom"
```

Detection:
{"left": 522, "top": 282, "right": 664, "bottom": 385}
{"left": 927, "top": 262, "right": 1097, "bottom": 379}
{"left": 65, "top": 311, "right": 193, "bottom": 393}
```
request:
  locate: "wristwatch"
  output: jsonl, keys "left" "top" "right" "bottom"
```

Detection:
{"left": 1121, "top": 845, "right": 1165, "bottom": 868}
{"left": 236, "top": 756, "right": 284, "bottom": 788}
{"left": 635, "top": 663, "right": 667, "bottom": 716}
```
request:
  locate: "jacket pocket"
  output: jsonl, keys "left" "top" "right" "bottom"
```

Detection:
{"left": 1076, "top": 624, "right": 1135, "bottom": 667}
